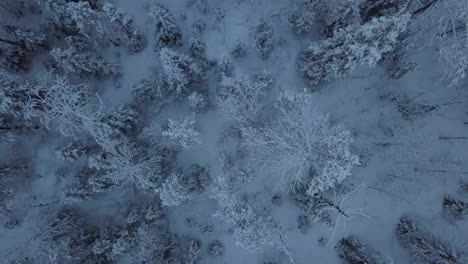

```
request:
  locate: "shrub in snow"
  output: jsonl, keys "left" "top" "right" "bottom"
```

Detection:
{"left": 242, "top": 92, "right": 360, "bottom": 195}
{"left": 102, "top": 3, "right": 146, "bottom": 54}
{"left": 271, "top": 193, "right": 282, "bottom": 207}
{"left": 443, "top": 196, "right": 468, "bottom": 222}
{"left": 254, "top": 19, "right": 275, "bottom": 59}
{"left": 336, "top": 237, "right": 386, "bottom": 264}
{"left": 158, "top": 173, "right": 194, "bottom": 207}
{"left": 397, "top": 216, "right": 465, "bottom": 264}
{"left": 160, "top": 47, "right": 201, "bottom": 96}
{"left": 208, "top": 240, "right": 224, "bottom": 257}
{"left": 192, "top": 20, "right": 206, "bottom": 35}
{"left": 189, "top": 38, "right": 206, "bottom": 58}
{"left": 213, "top": 8, "right": 226, "bottom": 30}
{"left": 297, "top": 13, "right": 410, "bottom": 85}
{"left": 149, "top": 2, "right": 182, "bottom": 48}
{"left": 162, "top": 114, "right": 201, "bottom": 150}
{"left": 297, "top": 214, "right": 311, "bottom": 234}
{"left": 216, "top": 55, "right": 235, "bottom": 78}
{"left": 231, "top": 40, "right": 247, "bottom": 58}
{"left": 217, "top": 70, "right": 271, "bottom": 128}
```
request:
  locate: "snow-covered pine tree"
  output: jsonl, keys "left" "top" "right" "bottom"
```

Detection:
{"left": 158, "top": 173, "right": 194, "bottom": 207}
{"left": 0, "top": 0, "right": 25, "bottom": 18}
{"left": 242, "top": 92, "right": 360, "bottom": 195}
{"left": 159, "top": 47, "right": 201, "bottom": 96}
{"left": 288, "top": 9, "right": 314, "bottom": 35}
{"left": 188, "top": 91, "right": 209, "bottom": 112}
{"left": 397, "top": 216, "right": 465, "bottom": 264}
{"left": 0, "top": 45, "right": 28, "bottom": 72}
{"left": 100, "top": 105, "right": 142, "bottom": 138}
{"left": 443, "top": 196, "right": 468, "bottom": 222}
{"left": 309, "top": 0, "right": 360, "bottom": 36}
{"left": 297, "top": 12, "right": 410, "bottom": 85}
{"left": 14, "top": 29, "right": 48, "bottom": 52}
{"left": 56, "top": 140, "right": 92, "bottom": 161}
{"left": 102, "top": 3, "right": 146, "bottom": 54}
{"left": 0, "top": 72, "right": 34, "bottom": 117}
{"left": 189, "top": 37, "right": 206, "bottom": 58}
{"left": 336, "top": 237, "right": 387, "bottom": 264}
{"left": 162, "top": 114, "right": 201, "bottom": 150}
{"left": 131, "top": 79, "right": 159, "bottom": 102}
{"left": 149, "top": 2, "right": 183, "bottom": 48}
{"left": 50, "top": 37, "right": 120, "bottom": 78}
{"left": 359, "top": 0, "right": 409, "bottom": 23}
{"left": 44, "top": 0, "right": 107, "bottom": 43}
{"left": 186, "top": 239, "right": 202, "bottom": 264}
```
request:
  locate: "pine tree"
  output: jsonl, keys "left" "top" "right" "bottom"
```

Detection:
{"left": 100, "top": 105, "right": 142, "bottom": 138}
{"left": 102, "top": 3, "right": 146, "bottom": 54}
{"left": 188, "top": 91, "right": 209, "bottom": 112}
{"left": 336, "top": 237, "right": 386, "bottom": 264}
{"left": 309, "top": 0, "right": 360, "bottom": 37}
{"left": 397, "top": 216, "right": 465, "bottom": 264}
{"left": 50, "top": 37, "right": 120, "bottom": 77}
{"left": 158, "top": 173, "right": 194, "bottom": 207}
{"left": 0, "top": 72, "right": 34, "bottom": 117}
{"left": 149, "top": 2, "right": 183, "bottom": 48}
{"left": 359, "top": 0, "right": 409, "bottom": 23}
{"left": 131, "top": 79, "right": 159, "bottom": 102}
{"left": 162, "top": 114, "right": 201, "bottom": 150}
{"left": 297, "top": 13, "right": 410, "bottom": 85}
{"left": 159, "top": 47, "right": 201, "bottom": 96}
{"left": 443, "top": 196, "right": 468, "bottom": 222}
